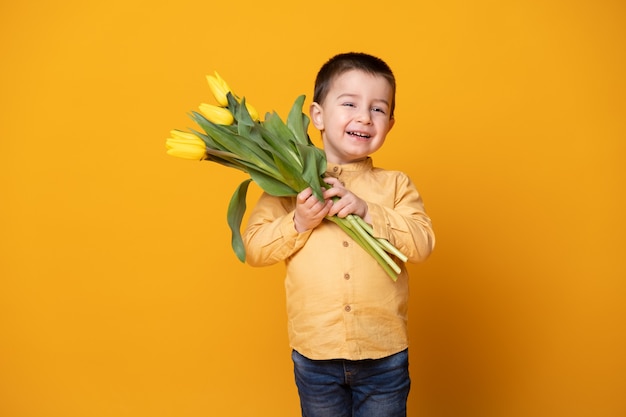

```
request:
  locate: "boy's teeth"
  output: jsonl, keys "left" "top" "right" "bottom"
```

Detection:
{"left": 349, "top": 131, "right": 370, "bottom": 138}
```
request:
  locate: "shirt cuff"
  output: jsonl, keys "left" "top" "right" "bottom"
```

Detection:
{"left": 280, "top": 210, "right": 313, "bottom": 249}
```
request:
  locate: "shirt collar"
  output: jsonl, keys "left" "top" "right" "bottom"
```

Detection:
{"left": 325, "top": 157, "right": 373, "bottom": 177}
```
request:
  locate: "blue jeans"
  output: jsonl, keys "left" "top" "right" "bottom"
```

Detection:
{"left": 292, "top": 349, "right": 410, "bottom": 417}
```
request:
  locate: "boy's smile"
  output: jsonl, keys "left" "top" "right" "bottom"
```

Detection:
{"left": 310, "top": 69, "right": 395, "bottom": 165}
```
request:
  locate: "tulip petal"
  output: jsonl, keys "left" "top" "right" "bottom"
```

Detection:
{"left": 199, "top": 103, "right": 234, "bottom": 125}
{"left": 206, "top": 72, "right": 231, "bottom": 106}
{"left": 166, "top": 145, "right": 206, "bottom": 160}
{"left": 170, "top": 130, "right": 202, "bottom": 142}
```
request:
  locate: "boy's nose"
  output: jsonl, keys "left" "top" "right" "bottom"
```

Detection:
{"left": 356, "top": 109, "right": 372, "bottom": 124}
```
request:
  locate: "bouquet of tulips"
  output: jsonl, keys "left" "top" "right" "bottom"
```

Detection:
{"left": 166, "top": 73, "right": 408, "bottom": 280}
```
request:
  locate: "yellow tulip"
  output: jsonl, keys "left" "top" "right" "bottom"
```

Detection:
{"left": 199, "top": 103, "right": 234, "bottom": 125}
{"left": 206, "top": 71, "right": 260, "bottom": 122}
{"left": 206, "top": 71, "right": 231, "bottom": 107}
{"left": 168, "top": 129, "right": 205, "bottom": 144}
{"left": 166, "top": 130, "right": 206, "bottom": 160}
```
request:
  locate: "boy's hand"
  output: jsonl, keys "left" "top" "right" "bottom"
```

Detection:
{"left": 294, "top": 187, "right": 333, "bottom": 233}
{"left": 323, "top": 177, "right": 371, "bottom": 223}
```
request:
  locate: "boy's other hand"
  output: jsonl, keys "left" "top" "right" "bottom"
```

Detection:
{"left": 323, "top": 177, "right": 371, "bottom": 222}
{"left": 294, "top": 187, "right": 333, "bottom": 233}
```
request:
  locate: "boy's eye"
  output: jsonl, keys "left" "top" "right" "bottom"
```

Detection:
{"left": 341, "top": 102, "right": 387, "bottom": 114}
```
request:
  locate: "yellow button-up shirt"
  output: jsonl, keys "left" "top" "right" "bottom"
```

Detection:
{"left": 243, "top": 158, "right": 435, "bottom": 360}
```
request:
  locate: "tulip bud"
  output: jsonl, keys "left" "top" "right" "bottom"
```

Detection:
{"left": 166, "top": 130, "right": 206, "bottom": 160}
{"left": 169, "top": 130, "right": 202, "bottom": 142}
{"left": 199, "top": 103, "right": 235, "bottom": 125}
{"left": 206, "top": 72, "right": 231, "bottom": 107}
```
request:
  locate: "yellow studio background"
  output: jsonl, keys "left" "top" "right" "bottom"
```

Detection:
{"left": 1, "top": 1, "right": 624, "bottom": 416}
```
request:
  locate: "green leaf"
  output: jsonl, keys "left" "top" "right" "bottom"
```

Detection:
{"left": 234, "top": 96, "right": 256, "bottom": 130}
{"left": 239, "top": 120, "right": 279, "bottom": 162}
{"left": 259, "top": 115, "right": 302, "bottom": 169}
{"left": 272, "top": 152, "right": 309, "bottom": 193}
{"left": 248, "top": 167, "right": 298, "bottom": 197}
{"left": 262, "top": 112, "right": 298, "bottom": 146}
{"left": 286, "top": 95, "right": 309, "bottom": 145}
{"left": 301, "top": 114, "right": 312, "bottom": 145}
{"left": 204, "top": 150, "right": 249, "bottom": 173}
{"left": 190, "top": 126, "right": 223, "bottom": 151}
{"left": 226, "top": 93, "right": 243, "bottom": 118}
{"left": 230, "top": 94, "right": 260, "bottom": 145}
{"left": 296, "top": 143, "right": 327, "bottom": 201}
{"left": 191, "top": 111, "right": 280, "bottom": 178}
{"left": 227, "top": 179, "right": 252, "bottom": 262}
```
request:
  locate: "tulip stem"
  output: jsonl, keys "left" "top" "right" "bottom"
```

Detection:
{"left": 325, "top": 215, "right": 400, "bottom": 281}
{"left": 352, "top": 215, "right": 408, "bottom": 262}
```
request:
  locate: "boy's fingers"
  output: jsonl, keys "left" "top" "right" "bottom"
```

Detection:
{"left": 323, "top": 177, "right": 340, "bottom": 187}
{"left": 324, "top": 187, "right": 343, "bottom": 200}
{"left": 297, "top": 187, "right": 312, "bottom": 202}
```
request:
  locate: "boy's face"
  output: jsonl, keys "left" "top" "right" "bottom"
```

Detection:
{"left": 310, "top": 69, "right": 395, "bottom": 165}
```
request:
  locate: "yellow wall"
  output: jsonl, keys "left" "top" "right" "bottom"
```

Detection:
{"left": 1, "top": 1, "right": 624, "bottom": 416}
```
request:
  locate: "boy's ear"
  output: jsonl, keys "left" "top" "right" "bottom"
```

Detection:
{"left": 388, "top": 117, "right": 395, "bottom": 131}
{"left": 309, "top": 102, "right": 324, "bottom": 129}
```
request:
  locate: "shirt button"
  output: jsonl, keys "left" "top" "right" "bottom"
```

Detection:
{"left": 344, "top": 305, "right": 351, "bottom": 312}
{"left": 333, "top": 166, "right": 339, "bottom": 172}
{"left": 344, "top": 273, "right": 350, "bottom": 280}
{"left": 342, "top": 241, "right": 349, "bottom": 247}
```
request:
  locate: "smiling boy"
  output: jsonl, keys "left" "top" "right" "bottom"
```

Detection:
{"left": 243, "top": 52, "right": 435, "bottom": 417}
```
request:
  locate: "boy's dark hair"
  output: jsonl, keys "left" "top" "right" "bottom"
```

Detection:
{"left": 313, "top": 52, "right": 396, "bottom": 118}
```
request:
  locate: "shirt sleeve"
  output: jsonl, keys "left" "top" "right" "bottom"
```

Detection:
{"left": 242, "top": 192, "right": 313, "bottom": 267}
{"left": 368, "top": 173, "right": 435, "bottom": 263}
